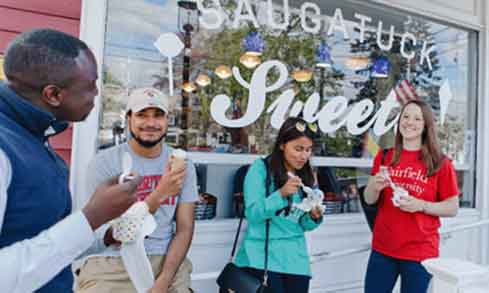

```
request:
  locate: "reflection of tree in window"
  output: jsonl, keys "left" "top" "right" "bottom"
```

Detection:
{"left": 194, "top": 4, "right": 345, "bottom": 154}
{"left": 349, "top": 17, "right": 443, "bottom": 151}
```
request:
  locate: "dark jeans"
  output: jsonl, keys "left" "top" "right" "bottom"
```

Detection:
{"left": 219, "top": 267, "right": 310, "bottom": 293}
{"left": 364, "top": 250, "right": 432, "bottom": 293}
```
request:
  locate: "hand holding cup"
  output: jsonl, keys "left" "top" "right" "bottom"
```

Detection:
{"left": 169, "top": 149, "right": 186, "bottom": 172}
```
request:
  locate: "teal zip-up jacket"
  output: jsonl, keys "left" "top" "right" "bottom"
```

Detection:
{"left": 234, "top": 158, "right": 323, "bottom": 276}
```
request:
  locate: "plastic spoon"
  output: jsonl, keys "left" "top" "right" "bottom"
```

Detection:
{"left": 287, "top": 172, "right": 313, "bottom": 196}
{"left": 286, "top": 172, "right": 325, "bottom": 213}
{"left": 380, "top": 166, "right": 410, "bottom": 206}
{"left": 380, "top": 166, "right": 397, "bottom": 189}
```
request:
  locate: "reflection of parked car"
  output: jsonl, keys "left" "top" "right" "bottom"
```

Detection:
{"left": 316, "top": 168, "right": 370, "bottom": 214}
{"left": 317, "top": 167, "right": 344, "bottom": 214}
{"left": 317, "top": 167, "right": 342, "bottom": 196}
{"left": 323, "top": 192, "right": 343, "bottom": 214}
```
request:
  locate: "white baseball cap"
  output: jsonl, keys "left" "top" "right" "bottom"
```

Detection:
{"left": 125, "top": 87, "right": 169, "bottom": 114}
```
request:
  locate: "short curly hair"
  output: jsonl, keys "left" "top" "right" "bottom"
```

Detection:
{"left": 3, "top": 28, "right": 89, "bottom": 90}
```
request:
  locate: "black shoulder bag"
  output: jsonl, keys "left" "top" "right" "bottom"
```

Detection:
{"left": 359, "top": 149, "right": 388, "bottom": 232}
{"left": 217, "top": 158, "right": 271, "bottom": 293}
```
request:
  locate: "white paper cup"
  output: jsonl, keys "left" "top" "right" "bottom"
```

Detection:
{"left": 170, "top": 149, "right": 186, "bottom": 171}
{"left": 392, "top": 187, "right": 409, "bottom": 207}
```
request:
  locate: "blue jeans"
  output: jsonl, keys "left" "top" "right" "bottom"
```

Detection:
{"left": 365, "top": 250, "right": 432, "bottom": 293}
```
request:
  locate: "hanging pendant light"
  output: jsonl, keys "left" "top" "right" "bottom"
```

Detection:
{"left": 182, "top": 81, "right": 197, "bottom": 93}
{"left": 371, "top": 56, "right": 390, "bottom": 78}
{"left": 292, "top": 69, "right": 313, "bottom": 82}
{"left": 315, "top": 42, "right": 332, "bottom": 68}
{"left": 345, "top": 55, "right": 369, "bottom": 70}
{"left": 242, "top": 31, "right": 265, "bottom": 56}
{"left": 215, "top": 65, "right": 232, "bottom": 79}
{"left": 196, "top": 73, "right": 211, "bottom": 87}
{"left": 240, "top": 52, "right": 262, "bottom": 69}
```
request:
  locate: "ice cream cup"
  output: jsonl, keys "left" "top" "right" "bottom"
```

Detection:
{"left": 170, "top": 149, "right": 187, "bottom": 171}
{"left": 392, "top": 187, "right": 409, "bottom": 207}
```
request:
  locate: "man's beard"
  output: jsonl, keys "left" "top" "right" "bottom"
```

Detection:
{"left": 130, "top": 129, "right": 166, "bottom": 148}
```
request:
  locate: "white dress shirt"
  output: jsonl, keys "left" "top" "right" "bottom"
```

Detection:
{"left": 0, "top": 148, "right": 96, "bottom": 292}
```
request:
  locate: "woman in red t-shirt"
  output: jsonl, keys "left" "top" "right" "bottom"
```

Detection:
{"left": 363, "top": 100, "right": 459, "bottom": 293}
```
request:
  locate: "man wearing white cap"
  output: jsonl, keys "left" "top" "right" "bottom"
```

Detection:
{"left": 76, "top": 88, "right": 199, "bottom": 293}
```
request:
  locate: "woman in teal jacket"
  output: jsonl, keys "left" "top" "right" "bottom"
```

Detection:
{"left": 235, "top": 117, "right": 323, "bottom": 293}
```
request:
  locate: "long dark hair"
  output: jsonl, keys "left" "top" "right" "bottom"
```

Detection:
{"left": 268, "top": 117, "right": 316, "bottom": 190}
{"left": 391, "top": 100, "right": 445, "bottom": 176}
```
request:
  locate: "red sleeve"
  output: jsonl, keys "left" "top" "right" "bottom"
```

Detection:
{"left": 437, "top": 159, "right": 460, "bottom": 201}
{"left": 370, "top": 149, "right": 383, "bottom": 176}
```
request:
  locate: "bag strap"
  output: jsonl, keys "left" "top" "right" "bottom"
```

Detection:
{"left": 381, "top": 148, "right": 388, "bottom": 165}
{"left": 229, "top": 209, "right": 245, "bottom": 261}
{"left": 376, "top": 148, "right": 389, "bottom": 202}
{"left": 261, "top": 158, "right": 271, "bottom": 286}
{"left": 229, "top": 157, "right": 272, "bottom": 285}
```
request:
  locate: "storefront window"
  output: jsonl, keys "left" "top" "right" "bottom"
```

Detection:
{"left": 98, "top": 0, "right": 477, "bottom": 212}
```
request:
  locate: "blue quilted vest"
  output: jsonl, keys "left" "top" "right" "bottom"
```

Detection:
{"left": 0, "top": 81, "right": 73, "bottom": 292}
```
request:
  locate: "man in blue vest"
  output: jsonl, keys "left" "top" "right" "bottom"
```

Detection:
{"left": 0, "top": 29, "right": 142, "bottom": 292}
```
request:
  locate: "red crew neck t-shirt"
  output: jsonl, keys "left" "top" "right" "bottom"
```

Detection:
{"left": 370, "top": 149, "right": 459, "bottom": 261}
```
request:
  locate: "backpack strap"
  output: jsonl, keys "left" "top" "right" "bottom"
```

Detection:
{"left": 261, "top": 157, "right": 271, "bottom": 286}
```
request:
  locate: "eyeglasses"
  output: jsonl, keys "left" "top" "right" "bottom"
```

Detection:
{"left": 287, "top": 121, "right": 318, "bottom": 134}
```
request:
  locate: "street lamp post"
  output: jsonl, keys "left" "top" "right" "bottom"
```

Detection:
{"left": 315, "top": 41, "right": 332, "bottom": 100}
{"left": 177, "top": 0, "right": 199, "bottom": 150}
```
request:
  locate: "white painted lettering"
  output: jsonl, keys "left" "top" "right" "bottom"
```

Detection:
{"left": 401, "top": 32, "right": 417, "bottom": 60}
{"left": 346, "top": 99, "right": 376, "bottom": 135}
{"left": 267, "top": 0, "right": 290, "bottom": 30}
{"left": 420, "top": 41, "right": 435, "bottom": 71}
{"left": 197, "top": 0, "right": 224, "bottom": 30}
{"left": 354, "top": 13, "right": 372, "bottom": 43}
{"left": 232, "top": 0, "right": 259, "bottom": 29}
{"left": 327, "top": 8, "right": 349, "bottom": 40}
{"left": 209, "top": 60, "right": 403, "bottom": 136}
{"left": 317, "top": 96, "right": 349, "bottom": 133}
{"left": 376, "top": 21, "right": 395, "bottom": 51}
{"left": 267, "top": 89, "right": 296, "bottom": 129}
{"left": 211, "top": 60, "right": 288, "bottom": 127}
{"left": 301, "top": 2, "right": 322, "bottom": 34}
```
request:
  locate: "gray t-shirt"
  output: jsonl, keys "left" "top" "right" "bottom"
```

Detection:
{"left": 86, "top": 142, "right": 199, "bottom": 256}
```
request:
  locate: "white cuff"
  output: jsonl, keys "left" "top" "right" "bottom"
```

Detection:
{"left": 51, "top": 211, "right": 96, "bottom": 256}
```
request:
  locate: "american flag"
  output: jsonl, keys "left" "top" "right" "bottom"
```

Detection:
{"left": 394, "top": 79, "right": 419, "bottom": 105}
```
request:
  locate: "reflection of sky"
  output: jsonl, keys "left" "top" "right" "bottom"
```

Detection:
{"left": 104, "top": 0, "right": 475, "bottom": 120}
{"left": 105, "top": 0, "right": 179, "bottom": 86}
{"left": 428, "top": 23, "right": 471, "bottom": 117}
{"left": 327, "top": 12, "right": 472, "bottom": 120}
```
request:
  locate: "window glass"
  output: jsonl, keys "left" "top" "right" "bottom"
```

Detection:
{"left": 100, "top": 0, "right": 477, "bottom": 210}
